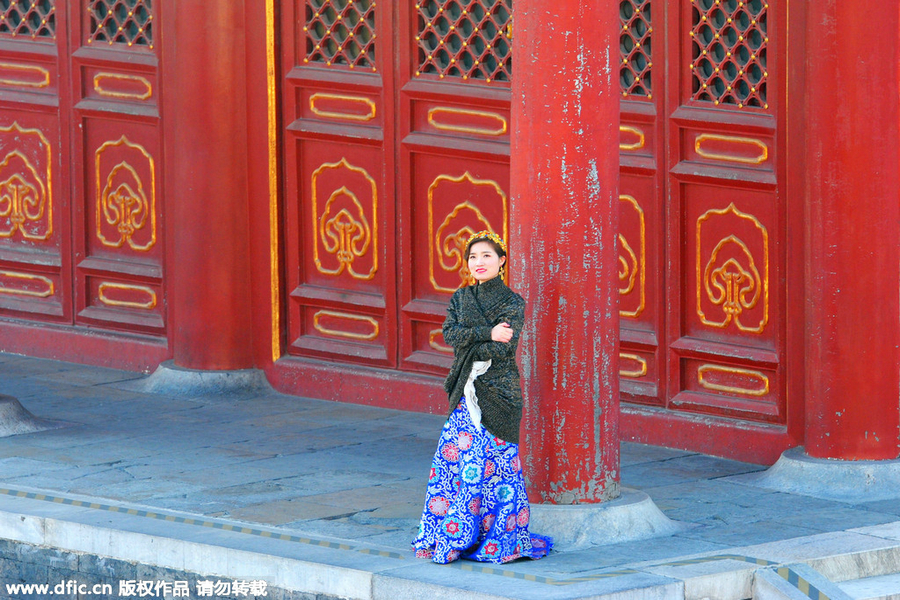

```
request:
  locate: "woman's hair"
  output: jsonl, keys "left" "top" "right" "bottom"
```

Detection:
{"left": 465, "top": 231, "right": 508, "bottom": 261}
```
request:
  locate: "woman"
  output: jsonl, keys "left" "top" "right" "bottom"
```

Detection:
{"left": 412, "top": 230, "right": 552, "bottom": 564}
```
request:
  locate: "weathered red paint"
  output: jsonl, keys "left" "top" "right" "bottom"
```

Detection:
{"left": 511, "top": 0, "right": 621, "bottom": 503}
{"left": 165, "top": 1, "right": 255, "bottom": 371}
{"left": 803, "top": 0, "right": 900, "bottom": 460}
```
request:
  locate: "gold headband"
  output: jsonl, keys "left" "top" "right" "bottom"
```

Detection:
{"left": 467, "top": 230, "right": 507, "bottom": 254}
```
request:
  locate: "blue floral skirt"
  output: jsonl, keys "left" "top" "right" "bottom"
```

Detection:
{"left": 412, "top": 401, "right": 552, "bottom": 564}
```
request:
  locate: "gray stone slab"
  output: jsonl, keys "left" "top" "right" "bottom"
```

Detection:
{"left": 622, "top": 453, "right": 766, "bottom": 490}
{"left": 839, "top": 572, "right": 900, "bottom": 600}
{"left": 620, "top": 442, "right": 697, "bottom": 467}
{"left": 677, "top": 519, "right": 822, "bottom": 546}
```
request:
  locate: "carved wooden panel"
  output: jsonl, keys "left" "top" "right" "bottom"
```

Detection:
{"left": 282, "top": 0, "right": 395, "bottom": 367}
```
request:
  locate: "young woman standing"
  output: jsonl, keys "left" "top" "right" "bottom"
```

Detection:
{"left": 412, "top": 231, "right": 552, "bottom": 564}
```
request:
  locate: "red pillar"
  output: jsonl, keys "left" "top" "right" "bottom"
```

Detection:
{"left": 164, "top": 1, "right": 254, "bottom": 371}
{"left": 511, "top": 0, "right": 621, "bottom": 503}
{"left": 803, "top": 1, "right": 900, "bottom": 459}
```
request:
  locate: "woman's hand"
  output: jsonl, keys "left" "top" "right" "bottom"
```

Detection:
{"left": 491, "top": 322, "right": 513, "bottom": 343}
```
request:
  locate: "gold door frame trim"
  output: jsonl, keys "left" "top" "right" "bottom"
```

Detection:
{"left": 0, "top": 62, "right": 50, "bottom": 88}
{"left": 0, "top": 122, "right": 53, "bottom": 241}
{"left": 619, "top": 353, "right": 647, "bottom": 378}
{"left": 93, "top": 72, "right": 153, "bottom": 101}
{"left": 697, "top": 364, "right": 770, "bottom": 397}
{"left": 695, "top": 133, "right": 769, "bottom": 165}
{"left": 429, "top": 329, "right": 453, "bottom": 353}
{"left": 95, "top": 136, "right": 157, "bottom": 251}
{"left": 309, "top": 92, "right": 377, "bottom": 122}
{"left": 98, "top": 282, "right": 157, "bottom": 310}
{"left": 619, "top": 125, "right": 646, "bottom": 151}
{"left": 0, "top": 270, "right": 53, "bottom": 297}
{"left": 696, "top": 203, "right": 769, "bottom": 333}
{"left": 267, "top": 0, "right": 281, "bottom": 362}
{"left": 428, "top": 172, "right": 508, "bottom": 293}
{"left": 619, "top": 194, "right": 645, "bottom": 318}
{"left": 427, "top": 107, "right": 508, "bottom": 136}
{"left": 313, "top": 310, "right": 379, "bottom": 341}
{"left": 311, "top": 158, "right": 378, "bottom": 280}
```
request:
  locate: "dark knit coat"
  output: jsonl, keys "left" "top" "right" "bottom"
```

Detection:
{"left": 442, "top": 275, "right": 525, "bottom": 444}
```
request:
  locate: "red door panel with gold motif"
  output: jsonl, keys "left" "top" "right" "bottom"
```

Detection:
{"left": 617, "top": 0, "right": 801, "bottom": 447}
{"left": 281, "top": 0, "right": 397, "bottom": 367}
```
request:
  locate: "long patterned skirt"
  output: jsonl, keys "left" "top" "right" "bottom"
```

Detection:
{"left": 412, "top": 401, "right": 552, "bottom": 564}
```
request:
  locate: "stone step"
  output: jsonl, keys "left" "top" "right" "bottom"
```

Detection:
{"left": 838, "top": 573, "right": 900, "bottom": 600}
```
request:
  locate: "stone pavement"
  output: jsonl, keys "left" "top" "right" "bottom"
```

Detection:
{"left": 0, "top": 351, "right": 899, "bottom": 599}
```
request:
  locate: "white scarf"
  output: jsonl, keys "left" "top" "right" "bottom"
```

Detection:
{"left": 463, "top": 359, "right": 492, "bottom": 430}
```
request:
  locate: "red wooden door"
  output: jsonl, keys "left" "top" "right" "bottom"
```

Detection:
{"left": 0, "top": 0, "right": 165, "bottom": 341}
{"left": 280, "top": 0, "right": 512, "bottom": 391}
{"left": 618, "top": 0, "right": 803, "bottom": 459}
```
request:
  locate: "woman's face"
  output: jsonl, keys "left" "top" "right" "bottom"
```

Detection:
{"left": 467, "top": 241, "right": 506, "bottom": 284}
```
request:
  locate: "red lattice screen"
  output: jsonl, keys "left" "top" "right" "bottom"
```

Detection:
{"left": 415, "top": 0, "right": 512, "bottom": 84}
{"left": 0, "top": 0, "right": 55, "bottom": 39}
{"left": 304, "top": 0, "right": 376, "bottom": 70}
{"left": 87, "top": 0, "right": 153, "bottom": 49}
{"left": 620, "top": 0, "right": 651, "bottom": 98}
{"left": 690, "top": 0, "right": 767, "bottom": 109}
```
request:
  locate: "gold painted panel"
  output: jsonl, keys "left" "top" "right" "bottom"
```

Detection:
{"left": 427, "top": 107, "right": 508, "bottom": 137}
{"left": 0, "top": 122, "right": 52, "bottom": 241}
{"left": 698, "top": 364, "right": 770, "bottom": 397}
{"left": 0, "top": 62, "right": 50, "bottom": 88}
{"left": 93, "top": 72, "right": 153, "bottom": 101}
{"left": 428, "top": 172, "right": 508, "bottom": 293}
{"left": 98, "top": 282, "right": 157, "bottom": 309}
{"left": 95, "top": 136, "right": 157, "bottom": 252}
{"left": 696, "top": 203, "right": 769, "bottom": 333}
{"left": 695, "top": 133, "right": 769, "bottom": 165}
{"left": 619, "top": 125, "right": 646, "bottom": 151}
{"left": 429, "top": 329, "right": 453, "bottom": 354}
{"left": 619, "top": 353, "right": 648, "bottom": 378}
{"left": 0, "top": 270, "right": 53, "bottom": 297}
{"left": 313, "top": 310, "right": 379, "bottom": 341}
{"left": 309, "top": 93, "right": 376, "bottom": 122}
{"left": 619, "top": 194, "right": 645, "bottom": 318}
{"left": 311, "top": 158, "right": 378, "bottom": 280}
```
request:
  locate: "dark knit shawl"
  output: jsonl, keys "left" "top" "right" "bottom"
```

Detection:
{"left": 442, "top": 276, "right": 525, "bottom": 443}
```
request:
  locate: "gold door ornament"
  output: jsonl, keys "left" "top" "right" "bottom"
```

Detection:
{"left": 0, "top": 122, "right": 52, "bottom": 241}
{"left": 311, "top": 158, "right": 378, "bottom": 280}
{"left": 619, "top": 194, "right": 645, "bottom": 318}
{"left": 95, "top": 136, "right": 156, "bottom": 251}
{"left": 428, "top": 172, "right": 508, "bottom": 293}
{"left": 696, "top": 203, "right": 769, "bottom": 333}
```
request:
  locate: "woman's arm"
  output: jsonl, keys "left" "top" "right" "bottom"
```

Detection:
{"left": 442, "top": 290, "right": 493, "bottom": 349}
{"left": 474, "top": 297, "right": 525, "bottom": 360}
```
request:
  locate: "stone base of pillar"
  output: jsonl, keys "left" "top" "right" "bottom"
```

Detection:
{"left": 733, "top": 447, "right": 900, "bottom": 503}
{"left": 141, "top": 361, "right": 272, "bottom": 397}
{"left": 0, "top": 394, "right": 63, "bottom": 437}
{"left": 529, "top": 488, "right": 684, "bottom": 551}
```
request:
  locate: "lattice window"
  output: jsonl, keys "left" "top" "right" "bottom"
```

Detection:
{"left": 690, "top": 0, "right": 767, "bottom": 109}
{"left": 620, "top": 0, "right": 651, "bottom": 98}
{"left": 415, "top": 0, "right": 512, "bottom": 84}
{"left": 87, "top": 0, "right": 153, "bottom": 50}
{"left": 0, "top": 0, "right": 55, "bottom": 39}
{"left": 304, "top": 0, "right": 376, "bottom": 71}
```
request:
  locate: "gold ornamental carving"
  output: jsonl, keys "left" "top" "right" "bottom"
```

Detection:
{"left": 0, "top": 270, "right": 54, "bottom": 298}
{"left": 311, "top": 158, "right": 378, "bottom": 280}
{"left": 619, "top": 353, "right": 648, "bottom": 378}
{"left": 95, "top": 136, "right": 156, "bottom": 251}
{"left": 93, "top": 72, "right": 153, "bottom": 101}
{"left": 696, "top": 203, "right": 769, "bottom": 333}
{"left": 619, "top": 195, "right": 645, "bottom": 318}
{"left": 697, "top": 364, "right": 770, "bottom": 397}
{"left": 309, "top": 93, "right": 376, "bottom": 122}
{"left": 0, "top": 122, "right": 53, "bottom": 241}
{"left": 429, "top": 329, "right": 453, "bottom": 354}
{"left": 427, "top": 107, "right": 508, "bottom": 137}
{"left": 313, "top": 310, "right": 379, "bottom": 341}
{"left": 695, "top": 133, "right": 768, "bottom": 165}
{"left": 428, "top": 172, "right": 508, "bottom": 293}
{"left": 0, "top": 62, "right": 50, "bottom": 89}
{"left": 97, "top": 282, "right": 157, "bottom": 310}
